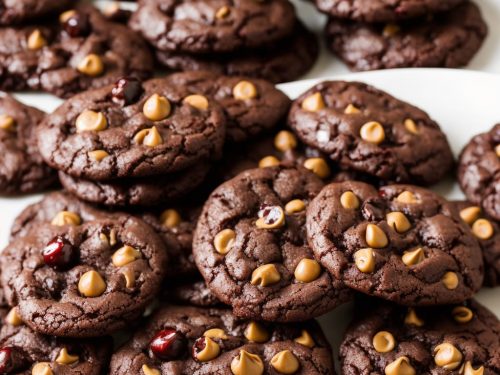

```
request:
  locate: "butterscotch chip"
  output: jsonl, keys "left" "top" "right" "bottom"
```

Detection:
{"left": 233, "top": 81, "right": 258, "bottom": 100}
{"left": 404, "top": 118, "right": 419, "bottom": 134}
{"left": 51, "top": 211, "right": 81, "bottom": 226}
{"left": 294, "top": 258, "right": 321, "bottom": 283}
{"left": 251, "top": 264, "right": 280, "bottom": 286}
{"left": 340, "top": 191, "right": 360, "bottom": 209}
{"left": 459, "top": 206, "right": 481, "bottom": 225}
{"left": 383, "top": 23, "right": 400, "bottom": 37}
{"left": 88, "top": 150, "right": 109, "bottom": 162}
{"left": 183, "top": 94, "right": 209, "bottom": 110}
{"left": 354, "top": 248, "right": 375, "bottom": 273}
{"left": 55, "top": 347, "right": 79, "bottom": 365}
{"left": 133, "top": 126, "right": 163, "bottom": 147}
{"left": 215, "top": 5, "right": 230, "bottom": 19}
{"left": 77, "top": 54, "right": 104, "bottom": 76}
{"left": 270, "top": 350, "right": 300, "bottom": 374}
{"left": 384, "top": 356, "right": 415, "bottom": 375}
{"left": 471, "top": 218, "right": 494, "bottom": 240}
{"left": 452, "top": 306, "right": 473, "bottom": 323}
{"left": 160, "top": 209, "right": 181, "bottom": 228}
{"left": 274, "top": 130, "right": 297, "bottom": 152}
{"left": 396, "top": 191, "right": 419, "bottom": 204}
{"left": 121, "top": 269, "right": 135, "bottom": 288}
{"left": 294, "top": 330, "right": 315, "bottom": 348}
{"left": 404, "top": 308, "right": 424, "bottom": 327}
{"left": 462, "top": 362, "right": 485, "bottom": 375}
{"left": 6, "top": 307, "right": 22, "bottom": 326}
{"left": 495, "top": 144, "right": 500, "bottom": 158}
{"left": 442, "top": 272, "right": 459, "bottom": 290}
{"left": 285, "top": 199, "right": 306, "bottom": 214}
{"left": 372, "top": 331, "right": 395, "bottom": 353}
{"left": 303, "top": 157, "right": 330, "bottom": 178}
{"left": 255, "top": 206, "right": 285, "bottom": 229}
{"left": 194, "top": 336, "right": 220, "bottom": 361}
{"left": 301, "top": 92, "right": 325, "bottom": 112}
{"left": 365, "top": 224, "right": 388, "bottom": 248}
{"left": 259, "top": 155, "right": 280, "bottom": 168}
{"left": 402, "top": 248, "right": 425, "bottom": 266}
{"left": 434, "top": 343, "right": 463, "bottom": 370}
{"left": 204, "top": 328, "right": 228, "bottom": 339}
{"left": 78, "top": 270, "right": 106, "bottom": 297}
{"left": 27, "top": 29, "right": 47, "bottom": 50}
{"left": 386, "top": 212, "right": 411, "bottom": 233}
{"left": 111, "top": 245, "right": 141, "bottom": 267}
{"left": 344, "top": 104, "right": 360, "bottom": 114}
{"left": 143, "top": 94, "right": 171, "bottom": 121}
{"left": 60, "top": 10, "right": 77, "bottom": 23}
{"left": 360, "top": 121, "right": 385, "bottom": 144}
{"left": 32, "top": 363, "right": 53, "bottom": 375}
{"left": 231, "top": 350, "right": 264, "bottom": 375}
{"left": 0, "top": 114, "right": 15, "bottom": 131}
{"left": 142, "top": 365, "right": 161, "bottom": 375}
{"left": 75, "top": 110, "right": 107, "bottom": 133}
{"left": 214, "top": 229, "right": 236, "bottom": 255}
{"left": 244, "top": 321, "right": 269, "bottom": 343}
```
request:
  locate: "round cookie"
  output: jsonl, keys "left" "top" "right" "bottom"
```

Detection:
{"left": 156, "top": 22, "right": 319, "bottom": 84}
{"left": 458, "top": 124, "right": 500, "bottom": 221}
{"left": 0, "top": 93, "right": 56, "bottom": 194}
{"left": 340, "top": 299, "right": 500, "bottom": 375}
{"left": 288, "top": 80, "right": 454, "bottom": 185}
{"left": 0, "top": 0, "right": 72, "bottom": 25}
{"left": 314, "top": 0, "right": 464, "bottom": 23}
{"left": 453, "top": 201, "right": 500, "bottom": 287}
{"left": 193, "top": 165, "right": 352, "bottom": 322}
{"left": 163, "top": 279, "right": 223, "bottom": 307}
{"left": 1, "top": 209, "right": 167, "bottom": 337}
{"left": 37, "top": 77, "right": 226, "bottom": 181}
{"left": 306, "top": 181, "right": 484, "bottom": 306}
{"left": 109, "top": 305, "right": 334, "bottom": 374}
{"left": 164, "top": 71, "right": 290, "bottom": 143}
{"left": 129, "top": 0, "right": 295, "bottom": 54}
{"left": 325, "top": 2, "right": 487, "bottom": 71}
{"left": 0, "top": 5, "right": 153, "bottom": 98}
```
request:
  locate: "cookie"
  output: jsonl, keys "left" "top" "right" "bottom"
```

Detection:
{"left": 453, "top": 201, "right": 500, "bottom": 287}
{"left": 325, "top": 2, "right": 487, "bottom": 71}
{"left": 156, "top": 22, "right": 319, "bottom": 84}
{"left": 109, "top": 305, "right": 334, "bottom": 374}
{"left": 37, "top": 77, "right": 226, "bottom": 181}
{"left": 458, "top": 124, "right": 500, "bottom": 221}
{"left": 129, "top": 0, "right": 295, "bottom": 54}
{"left": 340, "top": 299, "right": 500, "bottom": 375}
{"left": 306, "top": 181, "right": 484, "bottom": 305}
{"left": 0, "top": 93, "right": 56, "bottom": 194}
{"left": 193, "top": 165, "right": 352, "bottom": 322}
{"left": 314, "top": 0, "right": 464, "bottom": 23}
{"left": 0, "top": 5, "right": 154, "bottom": 98}
{"left": 1, "top": 207, "right": 167, "bottom": 337}
{"left": 0, "top": 0, "right": 72, "bottom": 25}
{"left": 163, "top": 279, "right": 223, "bottom": 307}
{"left": 288, "top": 81, "right": 454, "bottom": 185}
{"left": 164, "top": 71, "right": 290, "bottom": 143}
{"left": 58, "top": 161, "right": 210, "bottom": 207}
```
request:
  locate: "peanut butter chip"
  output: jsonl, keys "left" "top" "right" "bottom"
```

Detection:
{"left": 56, "top": 348, "right": 79, "bottom": 365}
{"left": 404, "top": 118, "right": 419, "bottom": 134}
{"left": 462, "top": 361, "right": 484, "bottom": 375}
{"left": 195, "top": 336, "right": 220, "bottom": 361}
{"left": 386, "top": 212, "right": 411, "bottom": 233}
{"left": 270, "top": 350, "right": 300, "bottom": 374}
{"left": 244, "top": 321, "right": 269, "bottom": 343}
{"left": 360, "top": 121, "right": 385, "bottom": 144}
{"left": 285, "top": 199, "right": 306, "bottom": 214}
{"left": 28, "top": 29, "right": 47, "bottom": 50}
{"left": 77, "top": 54, "right": 104, "bottom": 76}
{"left": 294, "top": 330, "right": 315, "bottom": 348}
{"left": 340, "top": 191, "right": 360, "bottom": 209}
{"left": 32, "top": 363, "right": 53, "bottom": 375}
{"left": 459, "top": 206, "right": 481, "bottom": 225}
{"left": 233, "top": 81, "right": 258, "bottom": 100}
{"left": 294, "top": 258, "right": 321, "bottom": 283}
{"left": 383, "top": 23, "right": 401, "bottom": 37}
{"left": 434, "top": 343, "right": 463, "bottom": 370}
{"left": 442, "top": 272, "right": 459, "bottom": 290}
{"left": 452, "top": 306, "right": 474, "bottom": 323}
{"left": 396, "top": 191, "right": 419, "bottom": 204}
{"left": 134, "top": 126, "right": 163, "bottom": 147}
{"left": 214, "top": 229, "right": 236, "bottom": 255}
{"left": 142, "top": 364, "right": 161, "bottom": 375}
{"left": 303, "top": 158, "right": 331, "bottom": 178}
{"left": 231, "top": 350, "right": 264, "bottom": 375}
{"left": 112, "top": 245, "right": 141, "bottom": 267}
{"left": 88, "top": 150, "right": 109, "bottom": 162}
{"left": 405, "top": 308, "right": 424, "bottom": 327}
{"left": 366, "top": 224, "right": 388, "bottom": 248}
{"left": 0, "top": 114, "right": 15, "bottom": 131}
{"left": 301, "top": 92, "right": 325, "bottom": 112}
{"left": 6, "top": 307, "right": 22, "bottom": 326}
{"left": 204, "top": 328, "right": 228, "bottom": 339}
{"left": 251, "top": 264, "right": 281, "bottom": 287}
{"left": 344, "top": 104, "right": 360, "bottom": 114}
{"left": 384, "top": 356, "right": 415, "bottom": 375}
{"left": 183, "top": 94, "right": 209, "bottom": 110}
{"left": 160, "top": 209, "right": 181, "bottom": 228}
{"left": 143, "top": 94, "right": 171, "bottom": 121}
{"left": 472, "top": 219, "right": 494, "bottom": 240}
{"left": 354, "top": 248, "right": 375, "bottom": 273}
{"left": 215, "top": 5, "right": 230, "bottom": 19}
{"left": 78, "top": 270, "right": 106, "bottom": 297}
{"left": 75, "top": 110, "right": 107, "bottom": 133}
{"left": 274, "top": 130, "right": 297, "bottom": 152}
{"left": 258, "top": 155, "right": 280, "bottom": 168}
{"left": 51, "top": 211, "right": 81, "bottom": 226}
{"left": 122, "top": 269, "right": 135, "bottom": 288}
{"left": 372, "top": 331, "right": 396, "bottom": 353}
{"left": 495, "top": 144, "right": 500, "bottom": 158}
{"left": 402, "top": 248, "right": 425, "bottom": 266}
{"left": 59, "top": 10, "right": 76, "bottom": 23}
{"left": 256, "top": 206, "right": 285, "bottom": 229}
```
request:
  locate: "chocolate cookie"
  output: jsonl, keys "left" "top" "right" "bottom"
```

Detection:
{"left": 458, "top": 124, "right": 500, "bottom": 221}
{"left": 129, "top": 0, "right": 295, "bottom": 54}
{"left": 1, "top": 208, "right": 167, "bottom": 337}
{"left": 288, "top": 81, "right": 454, "bottom": 185}
{"left": 0, "top": 5, "right": 153, "bottom": 98}
{"left": 193, "top": 165, "right": 352, "bottom": 322}
{"left": 314, "top": 0, "right": 464, "bottom": 23}
{"left": 307, "top": 181, "right": 484, "bottom": 305}
{"left": 0, "top": 93, "right": 56, "bottom": 194}
{"left": 340, "top": 299, "right": 500, "bottom": 375}
{"left": 163, "top": 279, "right": 223, "bottom": 307}
{"left": 453, "top": 201, "right": 500, "bottom": 287}
{"left": 325, "top": 2, "right": 487, "bottom": 71}
{"left": 109, "top": 305, "right": 335, "bottom": 374}
{"left": 156, "top": 22, "right": 319, "bottom": 84}
{"left": 37, "top": 77, "right": 226, "bottom": 181}
{"left": 0, "top": 0, "right": 72, "bottom": 25}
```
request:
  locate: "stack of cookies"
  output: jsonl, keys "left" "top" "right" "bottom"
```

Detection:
{"left": 311, "top": 0, "right": 488, "bottom": 71}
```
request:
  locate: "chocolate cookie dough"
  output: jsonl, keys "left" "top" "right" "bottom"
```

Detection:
{"left": 156, "top": 22, "right": 319, "bottom": 84}
{"left": 340, "top": 299, "right": 500, "bottom": 375}
{"left": 129, "top": 0, "right": 295, "bottom": 54}
{"left": 0, "top": 93, "right": 56, "bottom": 194}
{"left": 307, "top": 181, "right": 484, "bottom": 305}
{"left": 37, "top": 77, "right": 226, "bottom": 181}
{"left": 288, "top": 81, "right": 454, "bottom": 185}
{"left": 193, "top": 165, "right": 352, "bottom": 322}
{"left": 458, "top": 124, "right": 500, "bottom": 221}
{"left": 0, "top": 4, "right": 154, "bottom": 98}
{"left": 1, "top": 208, "right": 167, "bottom": 337}
{"left": 0, "top": 0, "right": 72, "bottom": 25}
{"left": 109, "top": 305, "right": 335, "bottom": 374}
{"left": 325, "top": 2, "right": 487, "bottom": 71}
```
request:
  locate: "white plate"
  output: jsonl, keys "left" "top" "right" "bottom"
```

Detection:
{"left": 3, "top": 68, "right": 499, "bottom": 368}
